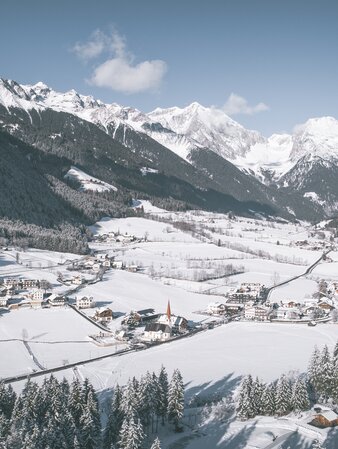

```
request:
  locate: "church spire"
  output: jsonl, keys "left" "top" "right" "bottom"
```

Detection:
{"left": 166, "top": 300, "right": 171, "bottom": 320}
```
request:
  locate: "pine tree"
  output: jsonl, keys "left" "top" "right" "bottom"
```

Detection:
{"left": 120, "top": 379, "right": 139, "bottom": 418}
{"left": 319, "top": 345, "right": 334, "bottom": 401}
{"left": 79, "top": 390, "right": 101, "bottom": 449}
{"left": 104, "top": 385, "right": 123, "bottom": 449}
{"left": 261, "top": 384, "right": 276, "bottom": 416}
{"left": 308, "top": 346, "right": 321, "bottom": 399}
{"left": 252, "top": 377, "right": 265, "bottom": 416}
{"left": 291, "top": 378, "right": 310, "bottom": 412}
{"left": 156, "top": 366, "right": 169, "bottom": 425}
{"left": 117, "top": 415, "right": 145, "bottom": 449}
{"left": 68, "top": 379, "right": 84, "bottom": 429}
{"left": 236, "top": 375, "right": 255, "bottom": 420}
{"left": 275, "top": 375, "right": 292, "bottom": 416}
{"left": 168, "top": 369, "right": 184, "bottom": 431}
{"left": 150, "top": 436, "right": 162, "bottom": 449}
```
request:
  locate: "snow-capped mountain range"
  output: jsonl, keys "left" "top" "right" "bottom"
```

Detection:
{"left": 0, "top": 78, "right": 337, "bottom": 214}
{"left": 1, "top": 78, "right": 337, "bottom": 180}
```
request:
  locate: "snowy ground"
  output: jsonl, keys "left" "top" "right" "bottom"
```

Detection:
{"left": 1, "top": 204, "right": 338, "bottom": 447}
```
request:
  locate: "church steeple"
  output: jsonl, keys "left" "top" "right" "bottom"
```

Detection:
{"left": 166, "top": 300, "right": 171, "bottom": 320}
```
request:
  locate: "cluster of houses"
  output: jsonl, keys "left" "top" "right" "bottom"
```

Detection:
{"left": 0, "top": 277, "right": 69, "bottom": 310}
{"left": 294, "top": 239, "right": 332, "bottom": 251}
{"left": 64, "top": 253, "right": 140, "bottom": 277}
{"left": 93, "top": 231, "right": 142, "bottom": 244}
{"left": 206, "top": 294, "right": 336, "bottom": 323}
{"left": 227, "top": 283, "right": 264, "bottom": 303}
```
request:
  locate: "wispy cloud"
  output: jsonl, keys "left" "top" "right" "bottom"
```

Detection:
{"left": 223, "top": 93, "right": 269, "bottom": 116}
{"left": 72, "top": 29, "right": 167, "bottom": 94}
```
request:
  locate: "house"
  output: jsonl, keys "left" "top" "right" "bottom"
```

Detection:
{"left": 275, "top": 307, "right": 301, "bottom": 320}
{"left": 30, "top": 297, "right": 44, "bottom": 309}
{"left": 48, "top": 294, "right": 66, "bottom": 306}
{"left": 112, "top": 260, "right": 123, "bottom": 269}
{"left": 76, "top": 296, "right": 94, "bottom": 309}
{"left": 143, "top": 323, "right": 172, "bottom": 342}
{"left": 318, "top": 300, "right": 335, "bottom": 311}
{"left": 0, "top": 297, "right": 8, "bottom": 307}
{"left": 20, "top": 279, "right": 39, "bottom": 289}
{"left": 3, "top": 278, "right": 18, "bottom": 288}
{"left": 94, "top": 308, "right": 113, "bottom": 323}
{"left": 223, "top": 303, "right": 244, "bottom": 313}
{"left": 309, "top": 410, "right": 338, "bottom": 428}
{"left": 72, "top": 275, "right": 83, "bottom": 285}
{"left": 126, "top": 264, "right": 139, "bottom": 273}
{"left": 122, "top": 309, "right": 157, "bottom": 327}
{"left": 207, "top": 302, "right": 226, "bottom": 315}
{"left": 30, "top": 289, "right": 44, "bottom": 302}
{"left": 245, "top": 305, "right": 270, "bottom": 321}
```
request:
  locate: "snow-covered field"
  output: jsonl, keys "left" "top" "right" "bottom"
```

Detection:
{"left": 1, "top": 205, "right": 337, "bottom": 448}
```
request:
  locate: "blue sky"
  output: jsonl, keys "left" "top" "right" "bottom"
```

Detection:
{"left": 0, "top": 0, "right": 337, "bottom": 135}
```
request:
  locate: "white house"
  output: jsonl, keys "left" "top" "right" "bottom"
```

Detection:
{"left": 0, "top": 297, "right": 8, "bottom": 307}
{"left": 112, "top": 260, "right": 123, "bottom": 269}
{"left": 142, "top": 323, "right": 172, "bottom": 342}
{"left": 76, "top": 296, "right": 94, "bottom": 309}
{"left": 30, "top": 289, "right": 44, "bottom": 302}
{"left": 207, "top": 302, "right": 226, "bottom": 315}
{"left": 245, "top": 305, "right": 270, "bottom": 321}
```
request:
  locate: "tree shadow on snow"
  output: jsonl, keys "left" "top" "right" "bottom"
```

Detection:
{"left": 184, "top": 373, "right": 242, "bottom": 405}
{"left": 279, "top": 432, "right": 313, "bottom": 449}
{"left": 323, "top": 427, "right": 338, "bottom": 449}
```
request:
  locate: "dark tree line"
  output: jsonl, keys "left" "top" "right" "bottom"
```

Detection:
{"left": 0, "top": 367, "right": 184, "bottom": 449}
{"left": 104, "top": 367, "right": 184, "bottom": 449}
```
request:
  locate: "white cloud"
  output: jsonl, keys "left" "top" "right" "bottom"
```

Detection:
{"left": 223, "top": 93, "right": 269, "bottom": 116}
{"left": 72, "top": 30, "right": 109, "bottom": 61}
{"left": 72, "top": 29, "right": 167, "bottom": 94}
{"left": 91, "top": 58, "right": 167, "bottom": 94}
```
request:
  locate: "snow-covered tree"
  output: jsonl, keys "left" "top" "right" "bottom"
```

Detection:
{"left": 79, "top": 390, "right": 101, "bottom": 449}
{"left": 291, "top": 378, "right": 310, "bottom": 412}
{"left": 156, "top": 366, "right": 169, "bottom": 425}
{"left": 252, "top": 377, "right": 266, "bottom": 415}
{"left": 118, "top": 415, "right": 145, "bottom": 449}
{"left": 168, "top": 369, "right": 184, "bottom": 431}
{"left": 236, "top": 375, "right": 255, "bottom": 420}
{"left": 150, "top": 436, "right": 162, "bottom": 449}
{"left": 261, "top": 384, "right": 276, "bottom": 416}
{"left": 308, "top": 346, "right": 322, "bottom": 398}
{"left": 275, "top": 375, "right": 292, "bottom": 416}
{"left": 104, "top": 385, "right": 123, "bottom": 449}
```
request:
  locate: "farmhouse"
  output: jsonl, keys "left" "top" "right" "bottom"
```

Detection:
{"left": 309, "top": 410, "right": 338, "bottom": 428}
{"left": 122, "top": 309, "right": 157, "bottom": 327}
{"left": 94, "top": 308, "right": 113, "bottom": 323}
{"left": 76, "top": 296, "right": 94, "bottom": 309}
{"left": 48, "top": 294, "right": 67, "bottom": 307}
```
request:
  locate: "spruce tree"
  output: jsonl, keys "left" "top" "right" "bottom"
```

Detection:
{"left": 104, "top": 385, "right": 123, "bottom": 449}
{"left": 168, "top": 369, "right": 184, "bottom": 431}
{"left": 150, "top": 436, "right": 162, "bottom": 449}
{"left": 157, "top": 366, "right": 169, "bottom": 425}
{"left": 291, "top": 378, "right": 310, "bottom": 412}
{"left": 261, "top": 384, "right": 276, "bottom": 416}
{"left": 308, "top": 346, "right": 321, "bottom": 399}
{"left": 275, "top": 375, "right": 292, "bottom": 416}
{"left": 236, "top": 375, "right": 255, "bottom": 420}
